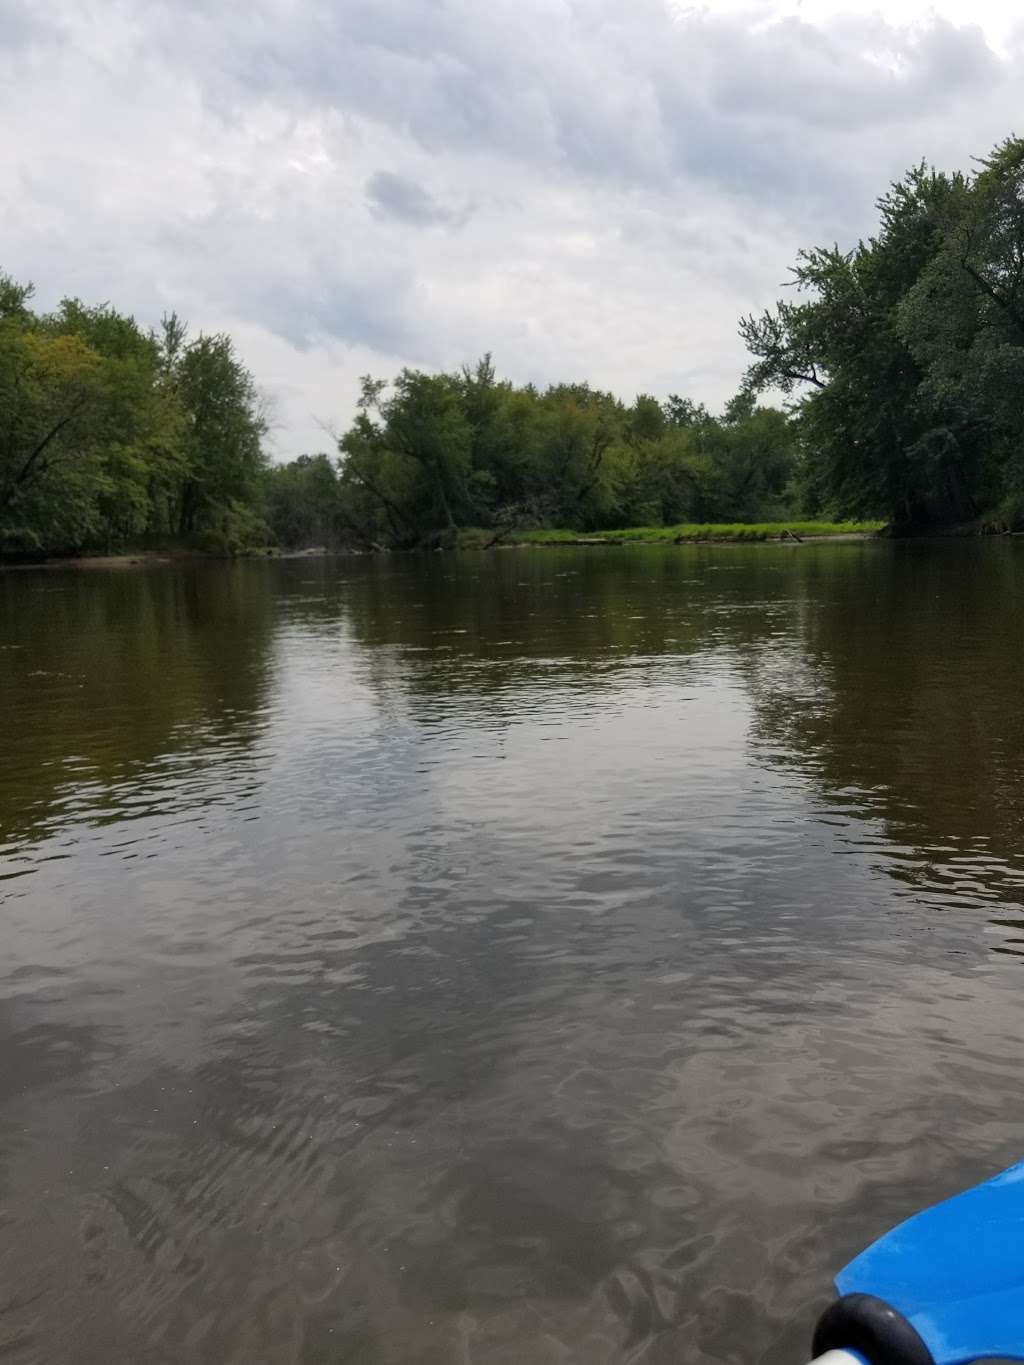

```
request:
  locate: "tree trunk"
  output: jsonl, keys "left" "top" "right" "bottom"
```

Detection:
{"left": 178, "top": 482, "right": 199, "bottom": 536}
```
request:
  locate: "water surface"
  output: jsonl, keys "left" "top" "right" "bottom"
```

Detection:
{"left": 2, "top": 543, "right": 1024, "bottom": 1364}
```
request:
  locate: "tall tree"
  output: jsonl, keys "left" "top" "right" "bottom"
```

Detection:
{"left": 0, "top": 273, "right": 270, "bottom": 557}
{"left": 740, "top": 141, "right": 1024, "bottom": 531}
{"left": 172, "top": 332, "right": 268, "bottom": 540}
{"left": 0, "top": 279, "right": 135, "bottom": 552}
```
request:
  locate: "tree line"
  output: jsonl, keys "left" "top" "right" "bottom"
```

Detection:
{"left": 4, "top": 133, "right": 1024, "bottom": 558}
{"left": 742, "top": 135, "right": 1024, "bottom": 532}
{"left": 0, "top": 277, "right": 268, "bottom": 557}
{"left": 266, "top": 369, "right": 798, "bottom": 551}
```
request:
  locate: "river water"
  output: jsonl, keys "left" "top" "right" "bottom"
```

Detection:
{"left": 2, "top": 543, "right": 1023, "bottom": 1365}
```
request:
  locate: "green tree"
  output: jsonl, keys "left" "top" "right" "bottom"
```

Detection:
{"left": 172, "top": 331, "right": 269, "bottom": 545}
{"left": 264, "top": 453, "right": 344, "bottom": 549}
{"left": 319, "top": 360, "right": 800, "bottom": 549}
{"left": 740, "top": 142, "right": 1024, "bottom": 531}
{"left": 0, "top": 272, "right": 272, "bottom": 558}
{"left": 0, "top": 282, "right": 112, "bottom": 552}
{"left": 44, "top": 297, "right": 189, "bottom": 548}
{"left": 896, "top": 138, "right": 1024, "bottom": 524}
{"left": 336, "top": 370, "right": 473, "bottom": 547}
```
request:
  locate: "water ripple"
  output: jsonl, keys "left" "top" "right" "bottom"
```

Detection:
{"left": 1, "top": 545, "right": 1023, "bottom": 1363}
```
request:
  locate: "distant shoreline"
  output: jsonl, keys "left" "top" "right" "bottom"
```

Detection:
{"left": 14, "top": 522, "right": 1024, "bottom": 569}
{"left": 457, "top": 521, "right": 886, "bottom": 549}
{"left": 0, "top": 547, "right": 323, "bottom": 571}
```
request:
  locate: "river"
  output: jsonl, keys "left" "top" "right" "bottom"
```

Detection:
{"left": 1, "top": 542, "right": 1023, "bottom": 1364}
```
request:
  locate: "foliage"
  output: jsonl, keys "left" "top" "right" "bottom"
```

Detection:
{"left": 264, "top": 454, "right": 344, "bottom": 549}
{"left": 267, "top": 356, "right": 803, "bottom": 551}
{"left": 741, "top": 137, "right": 1024, "bottom": 531}
{"left": 0, "top": 275, "right": 268, "bottom": 557}
{"left": 172, "top": 330, "right": 268, "bottom": 540}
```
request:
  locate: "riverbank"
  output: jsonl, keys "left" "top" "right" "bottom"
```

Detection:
{"left": 0, "top": 546, "right": 325, "bottom": 571}
{"left": 1, "top": 524, "right": 887, "bottom": 568}
{"left": 458, "top": 520, "right": 886, "bottom": 549}
{"left": 0, "top": 550, "right": 189, "bottom": 572}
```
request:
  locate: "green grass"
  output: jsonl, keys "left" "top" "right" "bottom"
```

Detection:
{"left": 459, "top": 520, "right": 884, "bottom": 549}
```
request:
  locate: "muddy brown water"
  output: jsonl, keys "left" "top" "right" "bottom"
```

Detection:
{"left": 2, "top": 542, "right": 1024, "bottom": 1364}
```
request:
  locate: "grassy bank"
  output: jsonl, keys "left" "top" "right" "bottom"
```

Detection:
{"left": 459, "top": 521, "right": 885, "bottom": 549}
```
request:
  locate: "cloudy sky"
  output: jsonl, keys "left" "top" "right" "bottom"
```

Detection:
{"left": 1, "top": 0, "right": 1021, "bottom": 457}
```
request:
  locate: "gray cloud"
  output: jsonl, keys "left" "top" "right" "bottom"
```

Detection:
{"left": 0, "top": 0, "right": 1021, "bottom": 455}
{"left": 366, "top": 171, "right": 469, "bottom": 228}
{"left": 704, "top": 15, "right": 999, "bottom": 128}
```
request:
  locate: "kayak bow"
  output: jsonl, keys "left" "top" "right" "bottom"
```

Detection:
{"left": 810, "top": 1160, "right": 1024, "bottom": 1365}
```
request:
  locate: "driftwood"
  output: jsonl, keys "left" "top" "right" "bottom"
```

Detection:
{"left": 483, "top": 526, "right": 512, "bottom": 550}
{"left": 558, "top": 536, "right": 620, "bottom": 546}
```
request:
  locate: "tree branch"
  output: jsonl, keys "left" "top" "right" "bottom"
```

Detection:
{"left": 780, "top": 366, "right": 826, "bottom": 390}
{"left": 959, "top": 255, "right": 1024, "bottom": 338}
{"left": 0, "top": 400, "right": 88, "bottom": 513}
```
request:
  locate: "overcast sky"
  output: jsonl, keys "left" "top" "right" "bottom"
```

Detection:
{"left": 1, "top": 0, "right": 1021, "bottom": 457}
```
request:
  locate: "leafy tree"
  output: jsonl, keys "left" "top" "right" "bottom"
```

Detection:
{"left": 0, "top": 266, "right": 811, "bottom": 560}
{"left": 897, "top": 138, "right": 1024, "bottom": 524}
{"left": 309, "top": 360, "right": 799, "bottom": 549}
{"left": 264, "top": 454, "right": 344, "bottom": 549}
{"left": 0, "top": 291, "right": 110, "bottom": 552}
{"left": 172, "top": 331, "right": 268, "bottom": 541}
{"left": 741, "top": 139, "right": 1024, "bottom": 531}
{"left": 0, "top": 272, "right": 270, "bottom": 557}
{"left": 335, "top": 370, "right": 474, "bottom": 547}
